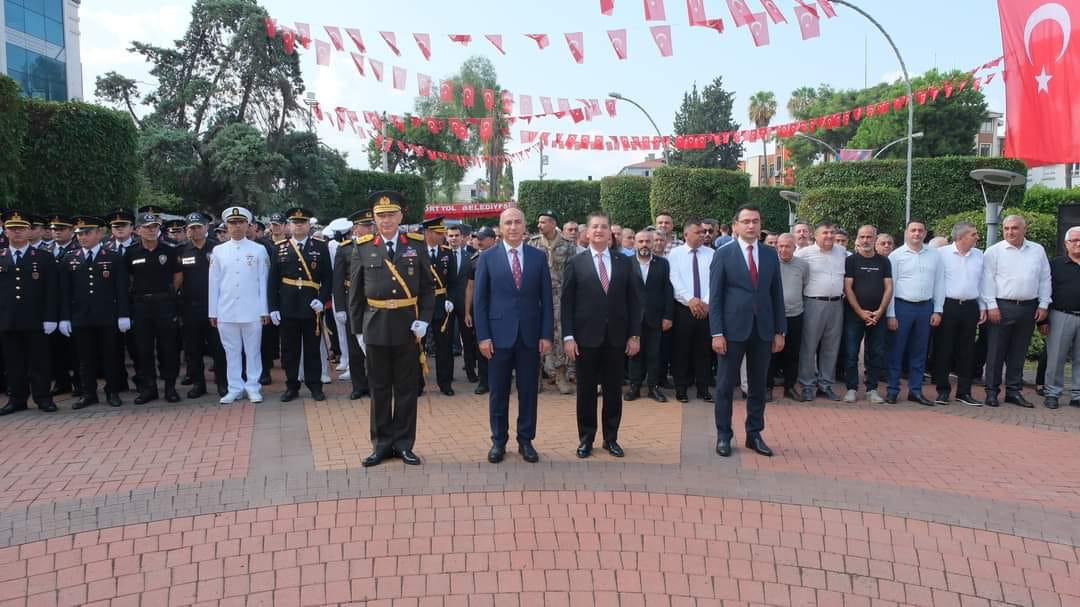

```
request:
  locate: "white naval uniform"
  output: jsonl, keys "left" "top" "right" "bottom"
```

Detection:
{"left": 208, "top": 237, "right": 270, "bottom": 398}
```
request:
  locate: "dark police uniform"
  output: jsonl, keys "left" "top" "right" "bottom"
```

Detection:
{"left": 269, "top": 207, "right": 333, "bottom": 401}
{"left": 59, "top": 216, "right": 130, "bottom": 408}
{"left": 467, "top": 247, "right": 489, "bottom": 393}
{"left": 332, "top": 209, "right": 372, "bottom": 400}
{"left": 104, "top": 208, "right": 141, "bottom": 391}
{"left": 347, "top": 192, "right": 435, "bottom": 465}
{"left": 177, "top": 212, "right": 227, "bottom": 398}
{"left": 0, "top": 211, "right": 59, "bottom": 414}
{"left": 422, "top": 224, "right": 457, "bottom": 395}
{"left": 257, "top": 213, "right": 285, "bottom": 385}
{"left": 126, "top": 213, "right": 183, "bottom": 403}
{"left": 46, "top": 214, "right": 82, "bottom": 397}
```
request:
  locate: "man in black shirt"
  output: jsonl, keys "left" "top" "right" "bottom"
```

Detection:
{"left": 842, "top": 225, "right": 892, "bottom": 404}
{"left": 177, "top": 212, "right": 227, "bottom": 398}
{"left": 1043, "top": 226, "right": 1080, "bottom": 409}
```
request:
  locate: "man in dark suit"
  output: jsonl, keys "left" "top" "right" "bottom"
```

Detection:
{"left": 710, "top": 204, "right": 786, "bottom": 458}
{"left": 446, "top": 224, "right": 478, "bottom": 382}
{"left": 473, "top": 208, "right": 554, "bottom": 464}
{"left": 626, "top": 229, "right": 674, "bottom": 402}
{"left": 562, "top": 212, "right": 643, "bottom": 459}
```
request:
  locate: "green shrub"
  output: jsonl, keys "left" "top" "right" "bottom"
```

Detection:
{"left": 0, "top": 75, "right": 25, "bottom": 207}
{"left": 19, "top": 101, "right": 138, "bottom": 215}
{"left": 649, "top": 166, "right": 749, "bottom": 226}
{"left": 518, "top": 180, "right": 601, "bottom": 227}
{"left": 932, "top": 209, "right": 1059, "bottom": 257}
{"left": 334, "top": 169, "right": 427, "bottom": 224}
{"left": 600, "top": 175, "right": 652, "bottom": 229}
{"left": 799, "top": 186, "right": 905, "bottom": 237}
{"left": 1021, "top": 185, "right": 1080, "bottom": 215}
{"left": 748, "top": 187, "right": 791, "bottom": 234}
{"left": 796, "top": 156, "right": 1028, "bottom": 227}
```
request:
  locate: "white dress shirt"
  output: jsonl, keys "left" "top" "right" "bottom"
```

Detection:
{"left": 668, "top": 244, "right": 714, "bottom": 305}
{"left": 737, "top": 238, "right": 759, "bottom": 274}
{"left": 8, "top": 244, "right": 29, "bottom": 259}
{"left": 887, "top": 243, "right": 945, "bottom": 317}
{"left": 208, "top": 238, "right": 270, "bottom": 322}
{"left": 637, "top": 258, "right": 651, "bottom": 283}
{"left": 588, "top": 246, "right": 611, "bottom": 283}
{"left": 502, "top": 240, "right": 524, "bottom": 273}
{"left": 940, "top": 244, "right": 984, "bottom": 307}
{"left": 795, "top": 244, "right": 846, "bottom": 298}
{"left": 82, "top": 244, "right": 102, "bottom": 260}
{"left": 981, "top": 238, "right": 1053, "bottom": 309}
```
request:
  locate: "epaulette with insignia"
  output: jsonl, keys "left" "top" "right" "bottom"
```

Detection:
{"left": 340, "top": 240, "right": 354, "bottom": 247}
{"left": 406, "top": 233, "right": 424, "bottom": 241}
{"left": 275, "top": 239, "right": 289, "bottom": 245}
{"left": 356, "top": 234, "right": 375, "bottom": 244}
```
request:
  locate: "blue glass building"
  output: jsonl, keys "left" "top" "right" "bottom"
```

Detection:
{"left": 1, "top": 0, "right": 81, "bottom": 101}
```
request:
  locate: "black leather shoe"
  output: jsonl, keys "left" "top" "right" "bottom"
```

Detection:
{"left": 602, "top": 441, "right": 625, "bottom": 458}
{"left": 1045, "top": 396, "right": 1059, "bottom": 409}
{"left": 1005, "top": 393, "right": 1034, "bottom": 408}
{"left": 1070, "top": 399, "right": 1080, "bottom": 408}
{"left": 474, "top": 384, "right": 489, "bottom": 395}
{"left": 908, "top": 393, "right": 934, "bottom": 407}
{"left": 362, "top": 450, "right": 390, "bottom": 467}
{"left": 818, "top": 388, "right": 841, "bottom": 401}
{"left": 280, "top": 389, "right": 299, "bottom": 403}
{"left": 439, "top": 385, "right": 454, "bottom": 396}
{"left": 106, "top": 393, "right": 122, "bottom": 407}
{"left": 349, "top": 388, "right": 370, "bottom": 400}
{"left": 71, "top": 387, "right": 82, "bottom": 398}
{"left": 885, "top": 393, "right": 898, "bottom": 404}
{"left": 934, "top": 392, "right": 950, "bottom": 405}
{"left": 716, "top": 438, "right": 732, "bottom": 457}
{"left": 648, "top": 386, "right": 667, "bottom": 402}
{"left": 187, "top": 385, "right": 207, "bottom": 399}
{"left": 217, "top": 385, "right": 229, "bottom": 397}
{"left": 675, "top": 391, "right": 689, "bottom": 403}
{"left": 801, "top": 388, "right": 815, "bottom": 402}
{"left": 985, "top": 395, "right": 1000, "bottom": 407}
{"left": 258, "top": 373, "right": 272, "bottom": 386}
{"left": 576, "top": 442, "right": 592, "bottom": 458}
{"left": 180, "top": 376, "right": 194, "bottom": 386}
{"left": 0, "top": 402, "right": 26, "bottom": 416}
{"left": 72, "top": 396, "right": 99, "bottom": 410}
{"left": 745, "top": 435, "right": 774, "bottom": 457}
{"left": 311, "top": 389, "right": 327, "bottom": 402}
{"left": 397, "top": 450, "right": 422, "bottom": 465}
{"left": 37, "top": 400, "right": 58, "bottom": 413}
{"left": 466, "top": 373, "right": 479, "bottom": 383}
{"left": 698, "top": 390, "right": 713, "bottom": 403}
{"left": 133, "top": 392, "right": 158, "bottom": 405}
{"left": 164, "top": 386, "right": 181, "bottom": 403}
{"left": 518, "top": 441, "right": 539, "bottom": 463}
{"left": 487, "top": 444, "right": 505, "bottom": 463}
{"left": 784, "top": 388, "right": 802, "bottom": 402}
{"left": 624, "top": 385, "right": 640, "bottom": 401}
{"left": 956, "top": 393, "right": 982, "bottom": 407}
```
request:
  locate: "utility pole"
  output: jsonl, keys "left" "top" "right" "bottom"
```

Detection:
{"left": 380, "top": 111, "right": 389, "bottom": 172}
{"left": 538, "top": 141, "right": 547, "bottom": 180}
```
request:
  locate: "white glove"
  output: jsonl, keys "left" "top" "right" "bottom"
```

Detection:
{"left": 270, "top": 311, "right": 281, "bottom": 326}
{"left": 411, "top": 320, "right": 428, "bottom": 339}
{"left": 118, "top": 317, "right": 131, "bottom": 333}
{"left": 43, "top": 321, "right": 57, "bottom": 335}
{"left": 444, "top": 300, "right": 454, "bottom": 314}
{"left": 59, "top": 321, "right": 72, "bottom": 337}
{"left": 335, "top": 310, "right": 347, "bottom": 324}
{"left": 355, "top": 334, "right": 366, "bottom": 355}
{"left": 309, "top": 299, "right": 324, "bottom": 313}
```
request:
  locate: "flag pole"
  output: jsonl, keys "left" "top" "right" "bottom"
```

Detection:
{"left": 831, "top": 1, "right": 914, "bottom": 224}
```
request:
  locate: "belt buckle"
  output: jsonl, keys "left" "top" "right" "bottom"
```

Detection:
{"left": 387, "top": 300, "right": 399, "bottom": 309}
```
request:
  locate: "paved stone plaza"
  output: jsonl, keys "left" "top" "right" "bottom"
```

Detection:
{"left": 0, "top": 362, "right": 1077, "bottom": 607}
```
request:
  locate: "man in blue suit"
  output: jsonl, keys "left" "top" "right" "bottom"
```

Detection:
{"left": 473, "top": 208, "right": 554, "bottom": 464}
{"left": 709, "top": 204, "right": 787, "bottom": 458}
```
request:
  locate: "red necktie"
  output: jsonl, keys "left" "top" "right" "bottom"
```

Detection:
{"left": 747, "top": 244, "right": 758, "bottom": 288}
{"left": 511, "top": 248, "right": 522, "bottom": 289}
{"left": 597, "top": 254, "right": 609, "bottom": 293}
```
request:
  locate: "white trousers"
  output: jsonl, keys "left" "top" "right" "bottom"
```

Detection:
{"left": 334, "top": 312, "right": 350, "bottom": 367}
{"left": 218, "top": 321, "right": 263, "bottom": 396}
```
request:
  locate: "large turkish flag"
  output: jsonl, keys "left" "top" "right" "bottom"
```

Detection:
{"left": 999, "top": 0, "right": 1080, "bottom": 166}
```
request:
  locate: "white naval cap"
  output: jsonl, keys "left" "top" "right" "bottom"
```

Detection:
{"left": 221, "top": 206, "right": 253, "bottom": 223}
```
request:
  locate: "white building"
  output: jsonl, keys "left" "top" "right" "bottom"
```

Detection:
{"left": 0, "top": 0, "right": 83, "bottom": 101}
{"left": 1026, "top": 164, "right": 1080, "bottom": 189}
{"left": 618, "top": 154, "right": 666, "bottom": 177}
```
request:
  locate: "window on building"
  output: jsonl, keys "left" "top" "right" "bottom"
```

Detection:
{"left": 978, "top": 143, "right": 992, "bottom": 157}
{"left": 644, "top": 170, "right": 650, "bottom": 177}
{"left": 5, "top": 0, "right": 64, "bottom": 46}
{"left": 980, "top": 120, "right": 994, "bottom": 134}
{"left": 5, "top": 43, "right": 68, "bottom": 101}
{"left": 1073, "top": 165, "right": 1080, "bottom": 178}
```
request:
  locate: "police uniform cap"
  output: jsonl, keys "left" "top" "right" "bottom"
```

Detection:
{"left": 1, "top": 210, "right": 32, "bottom": 229}
{"left": 47, "top": 213, "right": 74, "bottom": 229}
{"left": 185, "top": 211, "right": 212, "bottom": 226}
{"left": 537, "top": 209, "right": 560, "bottom": 225}
{"left": 367, "top": 190, "right": 404, "bottom": 214}
{"left": 348, "top": 209, "right": 374, "bottom": 225}
{"left": 284, "top": 207, "right": 313, "bottom": 222}
{"left": 269, "top": 212, "right": 287, "bottom": 224}
{"left": 476, "top": 226, "right": 497, "bottom": 240}
{"left": 135, "top": 213, "right": 161, "bottom": 228}
{"left": 421, "top": 216, "right": 447, "bottom": 234}
{"left": 29, "top": 213, "right": 47, "bottom": 227}
{"left": 164, "top": 218, "right": 187, "bottom": 231}
{"left": 72, "top": 215, "right": 105, "bottom": 232}
{"left": 106, "top": 208, "right": 136, "bottom": 226}
{"left": 213, "top": 223, "right": 227, "bottom": 233}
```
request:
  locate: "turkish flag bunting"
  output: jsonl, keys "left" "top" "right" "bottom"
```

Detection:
{"left": 521, "top": 130, "right": 537, "bottom": 144}
{"left": 699, "top": 18, "right": 725, "bottom": 33}
{"left": 726, "top": 0, "right": 754, "bottom": 27}
{"left": 606, "top": 98, "right": 618, "bottom": 117}
{"left": 295, "top": 23, "right": 312, "bottom": 48}
{"left": 418, "top": 73, "right": 431, "bottom": 96}
{"left": 448, "top": 34, "right": 471, "bottom": 45}
{"left": 335, "top": 107, "right": 347, "bottom": 131}
{"left": 644, "top": 0, "right": 667, "bottom": 21}
{"left": 345, "top": 28, "right": 365, "bottom": 53}
{"left": 485, "top": 34, "right": 506, "bottom": 55}
{"left": 525, "top": 34, "right": 550, "bottom": 49}
{"left": 390, "top": 115, "right": 405, "bottom": 132}
{"left": 265, "top": 17, "right": 277, "bottom": 38}
{"left": 325, "top": 26, "right": 344, "bottom": 51}
{"left": 565, "top": 135, "right": 577, "bottom": 148}
{"left": 483, "top": 88, "right": 496, "bottom": 111}
{"left": 392, "top": 66, "right": 407, "bottom": 90}
{"left": 601, "top": 0, "right": 615, "bottom": 15}
{"left": 955, "top": 79, "right": 968, "bottom": 95}
{"left": 760, "top": 0, "right": 787, "bottom": 23}
{"left": 818, "top": 0, "right": 836, "bottom": 18}
{"left": 650, "top": 25, "right": 674, "bottom": 57}
{"left": 479, "top": 118, "right": 494, "bottom": 142}
{"left": 565, "top": 33, "right": 585, "bottom": 64}
{"left": 315, "top": 40, "right": 331, "bottom": 66}
{"left": 410, "top": 117, "right": 422, "bottom": 128}
{"left": 369, "top": 59, "right": 384, "bottom": 82}
{"left": 794, "top": 5, "right": 820, "bottom": 39}
{"left": 501, "top": 90, "right": 514, "bottom": 114}
{"left": 440, "top": 80, "right": 454, "bottom": 103}
{"left": 686, "top": 0, "right": 707, "bottom": 24}
{"left": 379, "top": 32, "right": 400, "bottom": 56}
{"left": 540, "top": 97, "right": 554, "bottom": 114}
{"left": 943, "top": 82, "right": 954, "bottom": 97}
{"left": 570, "top": 108, "right": 585, "bottom": 123}
{"left": 413, "top": 33, "right": 431, "bottom": 60}
{"left": 312, "top": 102, "right": 323, "bottom": 121}
{"left": 915, "top": 90, "right": 928, "bottom": 105}
{"left": 449, "top": 118, "right": 468, "bottom": 140}
{"left": 520, "top": 95, "right": 534, "bottom": 116}
{"left": 748, "top": 11, "right": 770, "bottom": 46}
{"left": 282, "top": 30, "right": 295, "bottom": 55}
{"left": 608, "top": 29, "right": 629, "bottom": 59}
{"left": 350, "top": 53, "right": 365, "bottom": 76}
{"left": 558, "top": 98, "right": 572, "bottom": 113}
{"left": 462, "top": 84, "right": 475, "bottom": 108}
{"left": 985, "top": 72, "right": 996, "bottom": 85}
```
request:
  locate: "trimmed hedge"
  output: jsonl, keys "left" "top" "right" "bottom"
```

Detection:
{"left": 518, "top": 180, "right": 601, "bottom": 227}
{"left": 800, "top": 186, "right": 905, "bottom": 237}
{"left": 748, "top": 187, "right": 791, "bottom": 234}
{"left": 19, "top": 101, "right": 138, "bottom": 214}
{"left": 1021, "top": 185, "right": 1080, "bottom": 215}
{"left": 600, "top": 175, "right": 651, "bottom": 229}
{"left": 932, "top": 209, "right": 1059, "bottom": 257}
{"left": 796, "top": 157, "right": 1028, "bottom": 226}
{"left": 649, "top": 166, "right": 749, "bottom": 226}
{"left": 0, "top": 76, "right": 25, "bottom": 207}
{"left": 333, "top": 169, "right": 427, "bottom": 224}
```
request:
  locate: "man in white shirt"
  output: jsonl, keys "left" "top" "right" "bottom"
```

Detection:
{"left": 209, "top": 207, "right": 271, "bottom": 404}
{"left": 885, "top": 220, "right": 945, "bottom": 406}
{"left": 794, "top": 221, "right": 847, "bottom": 401}
{"left": 667, "top": 220, "right": 715, "bottom": 402}
{"left": 933, "top": 221, "right": 985, "bottom": 406}
{"left": 980, "top": 215, "right": 1052, "bottom": 408}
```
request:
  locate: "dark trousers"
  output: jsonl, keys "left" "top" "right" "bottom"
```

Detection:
{"left": 280, "top": 317, "right": 321, "bottom": 393}
{"left": 488, "top": 335, "right": 540, "bottom": 445}
{"left": 183, "top": 312, "right": 226, "bottom": 389}
{"left": 345, "top": 318, "right": 368, "bottom": 392}
{"left": 132, "top": 298, "right": 180, "bottom": 390}
{"left": 887, "top": 299, "right": 932, "bottom": 396}
{"left": 117, "top": 327, "right": 140, "bottom": 390}
{"left": 769, "top": 314, "right": 803, "bottom": 390}
{"left": 715, "top": 337, "right": 770, "bottom": 441}
{"left": 1, "top": 330, "right": 51, "bottom": 406}
{"left": 672, "top": 304, "right": 711, "bottom": 392}
{"left": 844, "top": 312, "right": 886, "bottom": 391}
{"left": 985, "top": 299, "right": 1038, "bottom": 397}
{"left": 933, "top": 299, "right": 980, "bottom": 396}
{"left": 454, "top": 308, "right": 478, "bottom": 378}
{"left": 50, "top": 332, "right": 78, "bottom": 390}
{"left": 73, "top": 325, "right": 122, "bottom": 396}
{"left": 628, "top": 324, "right": 662, "bottom": 388}
{"left": 477, "top": 345, "right": 489, "bottom": 386}
{"left": 575, "top": 344, "right": 625, "bottom": 444}
{"left": 433, "top": 313, "right": 454, "bottom": 388}
{"left": 260, "top": 324, "right": 278, "bottom": 374}
{"left": 366, "top": 343, "right": 420, "bottom": 452}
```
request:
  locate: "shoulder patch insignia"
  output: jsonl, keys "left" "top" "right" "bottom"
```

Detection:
{"left": 356, "top": 234, "right": 375, "bottom": 244}
{"left": 339, "top": 240, "right": 354, "bottom": 247}
{"left": 274, "top": 239, "right": 289, "bottom": 245}
{"left": 406, "top": 233, "right": 424, "bottom": 241}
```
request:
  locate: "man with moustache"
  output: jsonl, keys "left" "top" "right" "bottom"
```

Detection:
{"left": 625, "top": 230, "right": 673, "bottom": 403}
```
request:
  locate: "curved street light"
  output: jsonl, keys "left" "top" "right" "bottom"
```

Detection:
{"left": 779, "top": 190, "right": 801, "bottom": 232}
{"left": 970, "top": 168, "right": 1025, "bottom": 247}
{"left": 794, "top": 131, "right": 840, "bottom": 158}
{"left": 873, "top": 132, "right": 924, "bottom": 159}
{"left": 609, "top": 91, "right": 669, "bottom": 164}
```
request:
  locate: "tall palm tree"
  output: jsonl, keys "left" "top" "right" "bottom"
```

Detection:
{"left": 786, "top": 86, "right": 817, "bottom": 119}
{"left": 748, "top": 91, "right": 777, "bottom": 185}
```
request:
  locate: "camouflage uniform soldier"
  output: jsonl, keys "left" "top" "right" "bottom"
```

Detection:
{"left": 527, "top": 210, "right": 577, "bottom": 394}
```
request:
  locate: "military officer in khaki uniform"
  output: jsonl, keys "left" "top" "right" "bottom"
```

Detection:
{"left": 527, "top": 210, "right": 578, "bottom": 394}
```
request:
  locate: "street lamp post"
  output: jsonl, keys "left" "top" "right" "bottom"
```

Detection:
{"left": 779, "top": 190, "right": 801, "bottom": 232}
{"left": 873, "top": 132, "right": 924, "bottom": 159}
{"left": 609, "top": 92, "right": 669, "bottom": 164}
{"left": 794, "top": 131, "right": 840, "bottom": 159}
{"left": 970, "top": 169, "right": 1025, "bottom": 247}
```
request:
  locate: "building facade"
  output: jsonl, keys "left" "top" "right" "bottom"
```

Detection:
{"left": 0, "top": 0, "right": 82, "bottom": 101}
{"left": 975, "top": 111, "right": 1005, "bottom": 158}
{"left": 745, "top": 146, "right": 794, "bottom": 187}
{"left": 618, "top": 154, "right": 666, "bottom": 177}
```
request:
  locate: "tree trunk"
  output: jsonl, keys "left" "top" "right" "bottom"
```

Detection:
{"left": 1067, "top": 163, "right": 1073, "bottom": 189}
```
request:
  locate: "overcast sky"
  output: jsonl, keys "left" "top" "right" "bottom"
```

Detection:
{"left": 79, "top": 0, "right": 1008, "bottom": 191}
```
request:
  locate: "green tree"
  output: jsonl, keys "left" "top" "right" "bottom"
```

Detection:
{"left": 747, "top": 91, "right": 777, "bottom": 185}
{"left": 669, "top": 76, "right": 742, "bottom": 169}
{"left": 206, "top": 122, "right": 287, "bottom": 210}
{"left": 786, "top": 86, "right": 817, "bottom": 119}
{"left": 276, "top": 131, "right": 348, "bottom": 211}
{"left": 0, "top": 75, "right": 27, "bottom": 206}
